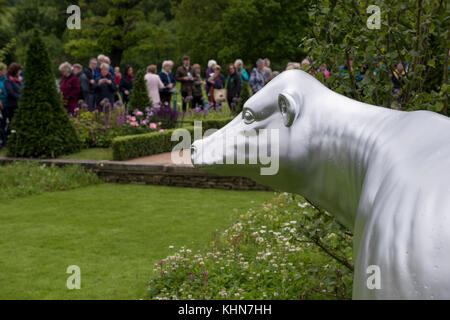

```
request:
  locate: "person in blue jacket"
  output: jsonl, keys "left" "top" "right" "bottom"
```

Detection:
{"left": 234, "top": 59, "right": 249, "bottom": 83}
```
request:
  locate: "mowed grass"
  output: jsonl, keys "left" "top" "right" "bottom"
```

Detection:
{"left": 59, "top": 148, "right": 113, "bottom": 161}
{"left": 0, "top": 183, "right": 273, "bottom": 299}
{"left": 0, "top": 147, "right": 113, "bottom": 161}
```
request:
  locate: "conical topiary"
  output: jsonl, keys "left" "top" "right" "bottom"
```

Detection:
{"left": 8, "top": 30, "right": 81, "bottom": 158}
{"left": 128, "top": 69, "right": 152, "bottom": 113}
{"left": 235, "top": 82, "right": 251, "bottom": 115}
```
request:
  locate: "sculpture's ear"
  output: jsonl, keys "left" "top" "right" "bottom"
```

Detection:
{"left": 278, "top": 91, "right": 303, "bottom": 127}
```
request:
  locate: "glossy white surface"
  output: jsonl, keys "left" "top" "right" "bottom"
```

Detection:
{"left": 191, "top": 70, "right": 450, "bottom": 299}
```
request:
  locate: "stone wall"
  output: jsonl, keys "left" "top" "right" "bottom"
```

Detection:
{"left": 0, "top": 158, "right": 272, "bottom": 191}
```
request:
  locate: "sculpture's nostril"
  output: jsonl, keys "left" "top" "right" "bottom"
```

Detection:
{"left": 190, "top": 145, "right": 197, "bottom": 164}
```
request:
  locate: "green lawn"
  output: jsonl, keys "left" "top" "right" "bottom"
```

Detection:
{"left": 0, "top": 147, "right": 113, "bottom": 161}
{"left": 0, "top": 183, "right": 273, "bottom": 299}
{"left": 60, "top": 148, "right": 113, "bottom": 161}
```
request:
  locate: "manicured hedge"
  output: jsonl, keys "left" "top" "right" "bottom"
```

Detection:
{"left": 112, "top": 127, "right": 192, "bottom": 161}
{"left": 112, "top": 118, "right": 234, "bottom": 161}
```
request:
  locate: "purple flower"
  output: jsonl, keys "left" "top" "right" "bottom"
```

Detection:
{"left": 114, "top": 101, "right": 123, "bottom": 109}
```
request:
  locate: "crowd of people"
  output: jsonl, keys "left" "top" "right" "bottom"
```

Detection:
{"left": 55, "top": 55, "right": 282, "bottom": 117}
{"left": 0, "top": 53, "right": 409, "bottom": 150}
{"left": 0, "top": 54, "right": 280, "bottom": 149}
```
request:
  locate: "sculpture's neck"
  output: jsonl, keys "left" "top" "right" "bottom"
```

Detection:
{"left": 300, "top": 91, "right": 396, "bottom": 230}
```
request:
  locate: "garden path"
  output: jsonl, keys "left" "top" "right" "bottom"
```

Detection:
{"left": 125, "top": 149, "right": 192, "bottom": 166}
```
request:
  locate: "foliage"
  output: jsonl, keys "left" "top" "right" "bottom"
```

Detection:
{"left": 152, "top": 104, "right": 179, "bottom": 129}
{"left": 173, "top": 0, "right": 309, "bottom": 69}
{"left": 71, "top": 105, "right": 167, "bottom": 148}
{"left": 8, "top": 30, "right": 82, "bottom": 158}
{"left": 301, "top": 0, "right": 449, "bottom": 115}
{"left": 172, "top": 0, "right": 231, "bottom": 67}
{"left": 64, "top": 0, "right": 178, "bottom": 69}
{"left": 71, "top": 110, "right": 123, "bottom": 148}
{"left": 5, "top": 0, "right": 72, "bottom": 67}
{"left": 65, "top": 0, "right": 145, "bottom": 66}
{"left": 0, "top": 161, "right": 101, "bottom": 200}
{"left": 147, "top": 193, "right": 353, "bottom": 300}
{"left": 128, "top": 69, "right": 152, "bottom": 113}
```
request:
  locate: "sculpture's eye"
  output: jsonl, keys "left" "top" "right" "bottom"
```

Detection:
{"left": 243, "top": 110, "right": 255, "bottom": 124}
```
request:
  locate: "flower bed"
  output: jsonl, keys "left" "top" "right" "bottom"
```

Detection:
{"left": 147, "top": 193, "right": 353, "bottom": 300}
{"left": 71, "top": 101, "right": 178, "bottom": 149}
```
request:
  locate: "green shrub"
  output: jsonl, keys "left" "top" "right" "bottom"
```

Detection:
{"left": 128, "top": 69, "right": 152, "bottom": 112}
{"left": 8, "top": 30, "right": 81, "bottom": 158}
{"left": 112, "top": 119, "right": 233, "bottom": 161}
{"left": 147, "top": 193, "right": 353, "bottom": 300}
{"left": 0, "top": 161, "right": 101, "bottom": 200}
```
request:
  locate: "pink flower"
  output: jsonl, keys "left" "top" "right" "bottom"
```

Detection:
{"left": 150, "top": 123, "right": 157, "bottom": 130}
{"left": 130, "top": 116, "right": 136, "bottom": 122}
{"left": 159, "top": 129, "right": 165, "bottom": 133}
{"left": 136, "top": 111, "right": 144, "bottom": 117}
{"left": 130, "top": 121, "right": 139, "bottom": 127}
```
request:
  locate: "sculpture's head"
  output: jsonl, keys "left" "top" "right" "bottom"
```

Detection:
{"left": 191, "top": 70, "right": 325, "bottom": 182}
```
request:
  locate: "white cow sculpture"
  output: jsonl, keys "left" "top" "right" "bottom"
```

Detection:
{"left": 190, "top": 70, "right": 450, "bottom": 299}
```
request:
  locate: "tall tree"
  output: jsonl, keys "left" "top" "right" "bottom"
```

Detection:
{"left": 173, "top": 0, "right": 230, "bottom": 66}
{"left": 128, "top": 69, "right": 152, "bottom": 112}
{"left": 172, "top": 0, "right": 309, "bottom": 69}
{"left": 8, "top": 30, "right": 81, "bottom": 158}
{"left": 66, "top": 0, "right": 145, "bottom": 66}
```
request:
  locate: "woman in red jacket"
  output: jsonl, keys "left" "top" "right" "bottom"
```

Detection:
{"left": 59, "top": 62, "right": 80, "bottom": 116}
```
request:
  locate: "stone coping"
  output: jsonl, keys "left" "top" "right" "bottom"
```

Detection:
{"left": 0, "top": 157, "right": 271, "bottom": 191}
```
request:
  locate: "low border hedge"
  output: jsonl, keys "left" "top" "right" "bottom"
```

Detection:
{"left": 112, "top": 127, "right": 192, "bottom": 161}
{"left": 111, "top": 118, "right": 234, "bottom": 161}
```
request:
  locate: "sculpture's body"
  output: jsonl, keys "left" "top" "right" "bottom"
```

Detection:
{"left": 191, "top": 70, "right": 450, "bottom": 299}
